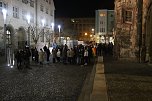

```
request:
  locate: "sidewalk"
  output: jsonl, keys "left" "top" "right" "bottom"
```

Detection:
{"left": 79, "top": 55, "right": 152, "bottom": 101}
{"left": 104, "top": 55, "right": 152, "bottom": 101}
{"left": 78, "top": 56, "right": 108, "bottom": 101}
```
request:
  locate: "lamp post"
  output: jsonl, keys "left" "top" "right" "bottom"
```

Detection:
{"left": 58, "top": 25, "right": 61, "bottom": 45}
{"left": 2, "top": 8, "right": 7, "bottom": 61}
{"left": 26, "top": 15, "right": 31, "bottom": 46}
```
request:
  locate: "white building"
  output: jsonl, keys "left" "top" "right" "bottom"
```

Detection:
{"left": 0, "top": 0, "right": 55, "bottom": 50}
{"left": 95, "top": 9, "right": 114, "bottom": 43}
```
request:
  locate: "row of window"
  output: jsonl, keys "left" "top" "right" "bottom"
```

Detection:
{"left": 40, "top": 4, "right": 53, "bottom": 16}
{"left": 44, "top": 0, "right": 52, "bottom": 4}
{"left": 100, "top": 28, "right": 106, "bottom": 32}
{"left": 0, "top": 1, "right": 54, "bottom": 20}
{"left": 22, "top": 0, "right": 34, "bottom": 7}
{"left": 0, "top": 2, "right": 7, "bottom": 9}
{"left": 12, "top": 6, "right": 34, "bottom": 23}
{"left": 0, "top": 0, "right": 53, "bottom": 16}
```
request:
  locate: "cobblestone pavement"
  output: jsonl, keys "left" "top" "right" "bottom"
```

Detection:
{"left": 0, "top": 61, "right": 94, "bottom": 101}
{"left": 104, "top": 56, "right": 152, "bottom": 101}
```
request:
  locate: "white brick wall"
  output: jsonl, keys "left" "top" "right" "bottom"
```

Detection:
{"left": 0, "top": 0, "right": 55, "bottom": 48}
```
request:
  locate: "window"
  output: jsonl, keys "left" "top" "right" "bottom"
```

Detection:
{"left": 3, "top": 3, "right": 7, "bottom": 8}
{"left": 102, "top": 28, "right": 105, "bottom": 32}
{"left": 13, "top": 7, "right": 19, "bottom": 18}
{"left": 30, "top": 0, "right": 34, "bottom": 7}
{"left": 49, "top": 0, "right": 51, "bottom": 4}
{"left": 0, "top": 2, "right": 8, "bottom": 8}
{"left": 100, "top": 13, "right": 106, "bottom": 17}
{"left": 22, "top": 10, "right": 27, "bottom": 20}
{"left": 123, "top": 10, "right": 132, "bottom": 23}
{"left": 0, "top": 2, "right": 2, "bottom": 11}
{"left": 0, "top": 2, "right": 2, "bottom": 7}
{"left": 40, "top": 4, "right": 44, "bottom": 12}
{"left": 50, "top": 10, "right": 53, "bottom": 16}
{"left": 22, "top": 0, "right": 28, "bottom": 4}
{"left": 46, "top": 8, "right": 48, "bottom": 14}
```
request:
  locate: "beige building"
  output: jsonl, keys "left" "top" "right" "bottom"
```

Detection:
{"left": 114, "top": 0, "right": 152, "bottom": 62}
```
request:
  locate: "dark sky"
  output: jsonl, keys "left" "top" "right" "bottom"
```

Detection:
{"left": 54, "top": 0, "right": 115, "bottom": 18}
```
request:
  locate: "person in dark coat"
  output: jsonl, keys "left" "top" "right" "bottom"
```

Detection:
{"left": 46, "top": 48, "right": 50, "bottom": 62}
{"left": 52, "top": 48, "right": 57, "bottom": 63}
{"left": 15, "top": 49, "right": 22, "bottom": 70}
{"left": 43, "top": 45, "right": 47, "bottom": 52}
{"left": 34, "top": 47, "right": 39, "bottom": 63}
{"left": 24, "top": 47, "right": 31, "bottom": 69}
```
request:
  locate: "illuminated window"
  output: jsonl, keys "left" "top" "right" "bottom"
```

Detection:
{"left": 100, "top": 13, "right": 106, "bottom": 17}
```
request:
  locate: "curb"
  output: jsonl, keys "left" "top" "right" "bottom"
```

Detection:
{"left": 78, "top": 58, "right": 97, "bottom": 101}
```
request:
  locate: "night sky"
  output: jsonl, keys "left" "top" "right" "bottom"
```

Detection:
{"left": 54, "top": 0, "right": 115, "bottom": 18}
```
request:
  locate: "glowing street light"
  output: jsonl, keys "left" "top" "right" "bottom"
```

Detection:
{"left": 85, "top": 32, "right": 88, "bottom": 36}
{"left": 26, "top": 15, "right": 31, "bottom": 24}
{"left": 41, "top": 19, "right": 45, "bottom": 27}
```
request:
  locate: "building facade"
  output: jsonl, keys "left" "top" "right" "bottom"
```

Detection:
{"left": 0, "top": 0, "right": 55, "bottom": 50}
{"left": 114, "top": 0, "right": 137, "bottom": 60}
{"left": 95, "top": 9, "right": 114, "bottom": 43}
{"left": 71, "top": 18, "right": 95, "bottom": 42}
{"left": 114, "top": 0, "right": 152, "bottom": 62}
{"left": 55, "top": 17, "right": 95, "bottom": 46}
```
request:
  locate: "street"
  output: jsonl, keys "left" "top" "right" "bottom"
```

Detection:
{"left": 0, "top": 61, "right": 94, "bottom": 101}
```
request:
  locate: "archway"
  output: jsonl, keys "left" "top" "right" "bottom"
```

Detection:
{"left": 5, "top": 24, "right": 15, "bottom": 66}
{"left": 145, "top": 3, "right": 152, "bottom": 62}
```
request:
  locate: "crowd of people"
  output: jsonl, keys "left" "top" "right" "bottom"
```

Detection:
{"left": 14, "top": 42, "right": 113, "bottom": 70}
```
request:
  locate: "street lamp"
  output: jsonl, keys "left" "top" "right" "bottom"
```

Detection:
{"left": 26, "top": 14, "right": 31, "bottom": 46}
{"left": 58, "top": 25, "right": 61, "bottom": 45}
{"left": 41, "top": 19, "right": 45, "bottom": 27}
{"left": 85, "top": 32, "right": 88, "bottom": 36}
